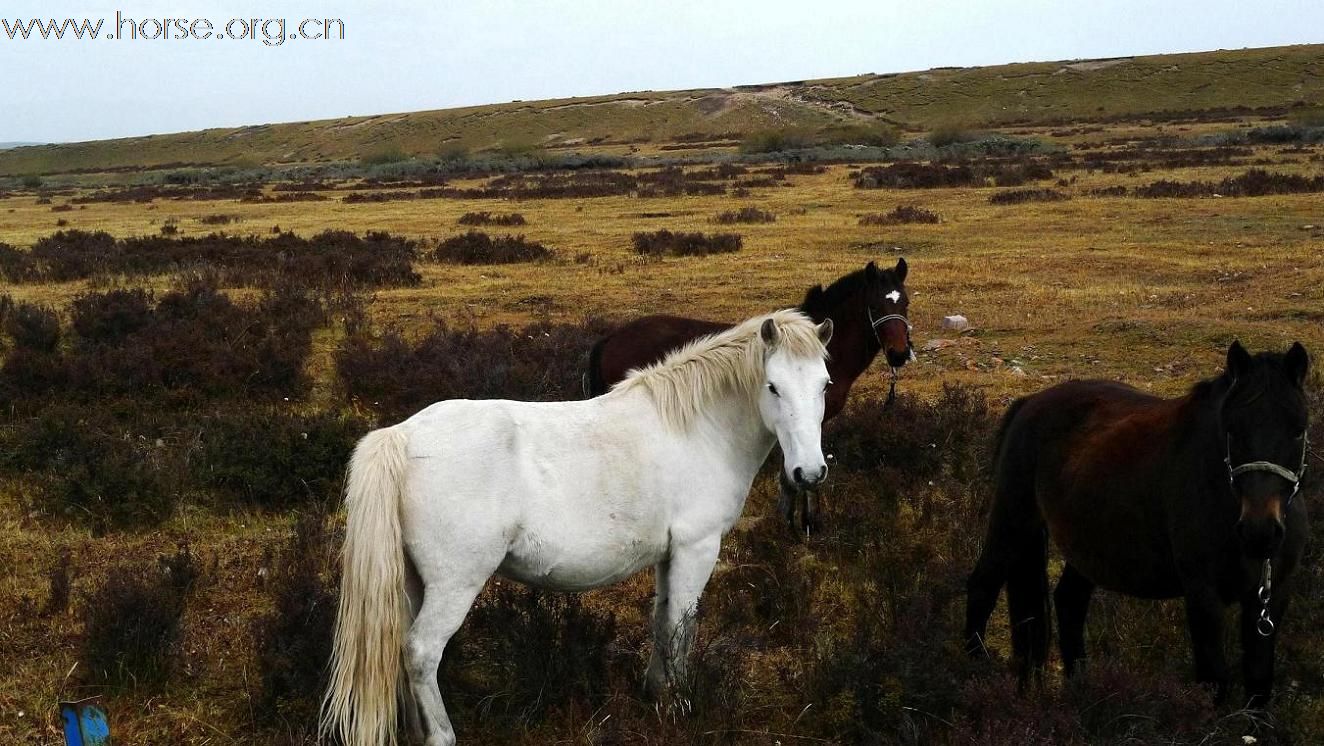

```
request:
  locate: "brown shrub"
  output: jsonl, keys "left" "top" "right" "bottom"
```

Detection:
{"left": 989, "top": 188, "right": 1070, "bottom": 205}
{"left": 712, "top": 206, "right": 776, "bottom": 224}
{"left": 432, "top": 231, "right": 553, "bottom": 264}
{"left": 859, "top": 205, "right": 941, "bottom": 225}
{"left": 252, "top": 510, "right": 340, "bottom": 728}
{"left": 631, "top": 230, "right": 742, "bottom": 257}
{"left": 335, "top": 317, "right": 615, "bottom": 423}
{"left": 457, "top": 211, "right": 528, "bottom": 226}
{"left": 80, "top": 543, "right": 198, "bottom": 690}
{"left": 10, "top": 229, "right": 419, "bottom": 288}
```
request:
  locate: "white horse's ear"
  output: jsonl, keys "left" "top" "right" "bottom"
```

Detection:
{"left": 760, "top": 318, "right": 780, "bottom": 346}
{"left": 816, "top": 319, "right": 834, "bottom": 344}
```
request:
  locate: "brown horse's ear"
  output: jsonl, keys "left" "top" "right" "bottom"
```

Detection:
{"left": 894, "top": 257, "right": 908, "bottom": 283}
{"left": 865, "top": 261, "right": 880, "bottom": 281}
{"left": 1285, "top": 342, "right": 1309, "bottom": 386}
{"left": 760, "top": 318, "right": 780, "bottom": 346}
{"left": 1227, "top": 340, "right": 1253, "bottom": 381}
{"left": 816, "top": 318, "right": 834, "bottom": 345}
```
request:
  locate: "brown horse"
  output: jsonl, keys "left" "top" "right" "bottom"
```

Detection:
{"left": 586, "top": 258, "right": 912, "bottom": 529}
{"left": 965, "top": 341, "right": 1311, "bottom": 706}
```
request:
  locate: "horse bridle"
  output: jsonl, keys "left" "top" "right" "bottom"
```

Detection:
{"left": 868, "top": 306, "right": 913, "bottom": 407}
{"left": 1223, "top": 430, "right": 1309, "bottom": 637}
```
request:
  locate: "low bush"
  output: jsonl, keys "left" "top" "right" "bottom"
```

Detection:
{"left": 859, "top": 205, "right": 941, "bottom": 225}
{"left": 253, "top": 510, "right": 340, "bottom": 727}
{"left": 457, "top": 211, "right": 527, "bottom": 226}
{"left": 989, "top": 187, "right": 1070, "bottom": 205}
{"left": 1, "top": 404, "right": 179, "bottom": 527}
{"left": 80, "top": 543, "right": 198, "bottom": 689}
{"left": 631, "top": 230, "right": 742, "bottom": 257}
{"left": 448, "top": 587, "right": 624, "bottom": 727}
{"left": 854, "top": 162, "right": 978, "bottom": 189}
{"left": 8, "top": 229, "right": 419, "bottom": 288}
{"left": 199, "top": 410, "right": 366, "bottom": 508}
{"left": 712, "top": 206, "right": 776, "bottom": 224}
{"left": 854, "top": 160, "right": 1056, "bottom": 190}
{"left": 929, "top": 125, "right": 981, "bottom": 148}
{"left": 1134, "top": 168, "right": 1324, "bottom": 198}
{"left": 432, "top": 231, "right": 553, "bottom": 264}
{"left": 335, "top": 317, "right": 614, "bottom": 423}
{"left": 741, "top": 129, "right": 814, "bottom": 154}
{"left": 1, "top": 279, "right": 328, "bottom": 408}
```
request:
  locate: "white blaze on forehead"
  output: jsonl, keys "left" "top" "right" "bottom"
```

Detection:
{"left": 885, "top": 290, "right": 901, "bottom": 303}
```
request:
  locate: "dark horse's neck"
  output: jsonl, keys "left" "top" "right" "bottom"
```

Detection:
{"left": 1173, "top": 375, "right": 1237, "bottom": 493}
{"left": 798, "top": 282, "right": 882, "bottom": 420}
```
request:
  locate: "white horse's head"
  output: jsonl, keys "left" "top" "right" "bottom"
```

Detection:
{"left": 758, "top": 317, "right": 833, "bottom": 488}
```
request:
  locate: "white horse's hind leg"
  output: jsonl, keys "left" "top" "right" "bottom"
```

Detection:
{"left": 403, "top": 561, "right": 426, "bottom": 743}
{"left": 406, "top": 558, "right": 497, "bottom": 746}
{"left": 646, "top": 536, "right": 722, "bottom": 697}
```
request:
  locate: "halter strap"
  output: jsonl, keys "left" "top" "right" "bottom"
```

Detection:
{"left": 1225, "top": 432, "right": 1309, "bottom": 504}
{"left": 868, "top": 309, "right": 912, "bottom": 346}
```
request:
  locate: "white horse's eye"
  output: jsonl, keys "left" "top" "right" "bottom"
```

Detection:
{"left": 767, "top": 383, "right": 780, "bottom": 397}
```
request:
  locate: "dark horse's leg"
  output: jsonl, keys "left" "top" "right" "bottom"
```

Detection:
{"left": 1183, "top": 583, "right": 1231, "bottom": 703}
{"left": 964, "top": 467, "right": 1048, "bottom": 684}
{"left": 1054, "top": 563, "right": 1095, "bottom": 678}
{"left": 1005, "top": 526, "right": 1051, "bottom": 685}
{"left": 777, "top": 470, "right": 798, "bottom": 528}
{"left": 777, "top": 471, "right": 818, "bottom": 534}
{"left": 1240, "top": 568, "right": 1293, "bottom": 708}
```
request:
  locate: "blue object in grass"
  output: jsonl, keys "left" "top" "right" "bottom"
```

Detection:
{"left": 61, "top": 698, "right": 110, "bottom": 746}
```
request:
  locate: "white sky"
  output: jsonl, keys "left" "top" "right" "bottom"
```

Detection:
{"left": 1, "top": 0, "right": 1320, "bottom": 143}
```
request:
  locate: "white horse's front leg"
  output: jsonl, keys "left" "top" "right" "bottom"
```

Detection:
{"left": 646, "top": 536, "right": 722, "bottom": 696}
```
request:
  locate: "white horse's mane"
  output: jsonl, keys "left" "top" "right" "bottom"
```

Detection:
{"left": 615, "top": 308, "right": 828, "bottom": 430}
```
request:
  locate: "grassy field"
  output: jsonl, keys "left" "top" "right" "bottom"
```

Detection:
{"left": 2, "top": 44, "right": 1323, "bottom": 176}
{"left": 3, "top": 67, "right": 1324, "bottom": 744}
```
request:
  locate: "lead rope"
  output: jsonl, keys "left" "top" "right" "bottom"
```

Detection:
{"left": 885, "top": 367, "right": 898, "bottom": 408}
{"left": 1257, "top": 558, "right": 1274, "bottom": 637}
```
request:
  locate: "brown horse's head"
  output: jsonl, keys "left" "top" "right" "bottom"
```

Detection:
{"left": 864, "top": 258, "right": 912, "bottom": 369}
{"left": 1222, "top": 340, "right": 1311, "bottom": 559}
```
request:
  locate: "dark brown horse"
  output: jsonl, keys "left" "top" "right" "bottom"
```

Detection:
{"left": 965, "top": 341, "right": 1310, "bottom": 706}
{"left": 585, "top": 258, "right": 913, "bottom": 529}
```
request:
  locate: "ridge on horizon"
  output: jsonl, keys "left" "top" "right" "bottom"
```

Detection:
{"left": 3, "top": 42, "right": 1321, "bottom": 176}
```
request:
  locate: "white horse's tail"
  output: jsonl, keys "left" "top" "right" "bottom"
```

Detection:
{"left": 321, "top": 426, "right": 411, "bottom": 746}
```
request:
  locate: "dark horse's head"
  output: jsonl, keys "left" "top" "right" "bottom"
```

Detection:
{"left": 803, "top": 258, "right": 911, "bottom": 369}
{"left": 1221, "top": 340, "right": 1311, "bottom": 559}
{"left": 867, "top": 258, "right": 912, "bottom": 369}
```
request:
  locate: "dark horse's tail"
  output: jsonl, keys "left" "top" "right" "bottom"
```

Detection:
{"left": 585, "top": 335, "right": 609, "bottom": 398}
{"left": 965, "top": 395, "right": 1051, "bottom": 685}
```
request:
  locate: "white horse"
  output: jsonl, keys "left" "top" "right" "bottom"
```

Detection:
{"left": 321, "top": 309, "right": 833, "bottom": 746}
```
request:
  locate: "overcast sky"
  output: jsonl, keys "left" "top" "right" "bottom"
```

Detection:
{"left": 1, "top": 0, "right": 1321, "bottom": 144}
